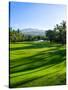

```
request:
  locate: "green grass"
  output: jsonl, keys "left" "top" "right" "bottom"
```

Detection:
{"left": 10, "top": 41, "right": 66, "bottom": 88}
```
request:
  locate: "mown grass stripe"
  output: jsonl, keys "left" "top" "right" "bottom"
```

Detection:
{"left": 10, "top": 41, "right": 66, "bottom": 88}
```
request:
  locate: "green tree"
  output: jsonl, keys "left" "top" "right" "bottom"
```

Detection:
{"left": 54, "top": 21, "right": 66, "bottom": 44}
{"left": 46, "top": 30, "right": 54, "bottom": 42}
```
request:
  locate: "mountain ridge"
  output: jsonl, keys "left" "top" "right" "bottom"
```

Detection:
{"left": 21, "top": 28, "right": 45, "bottom": 36}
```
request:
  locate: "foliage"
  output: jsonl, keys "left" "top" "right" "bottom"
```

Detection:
{"left": 46, "top": 21, "right": 66, "bottom": 44}
{"left": 9, "top": 28, "right": 46, "bottom": 42}
{"left": 9, "top": 21, "right": 66, "bottom": 44}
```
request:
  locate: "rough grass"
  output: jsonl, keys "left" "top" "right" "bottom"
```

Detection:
{"left": 9, "top": 41, "right": 66, "bottom": 88}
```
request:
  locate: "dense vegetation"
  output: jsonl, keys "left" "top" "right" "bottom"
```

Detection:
{"left": 46, "top": 21, "right": 66, "bottom": 44}
{"left": 10, "top": 21, "right": 66, "bottom": 44}
{"left": 9, "top": 28, "right": 46, "bottom": 42}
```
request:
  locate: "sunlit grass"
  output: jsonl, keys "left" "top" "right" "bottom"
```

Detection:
{"left": 10, "top": 41, "right": 66, "bottom": 88}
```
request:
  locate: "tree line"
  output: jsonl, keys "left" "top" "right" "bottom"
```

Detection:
{"left": 46, "top": 21, "right": 66, "bottom": 44}
{"left": 9, "top": 28, "right": 46, "bottom": 42}
{"left": 10, "top": 20, "right": 66, "bottom": 44}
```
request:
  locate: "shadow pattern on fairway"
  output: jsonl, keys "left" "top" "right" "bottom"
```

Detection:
{"left": 10, "top": 66, "right": 66, "bottom": 88}
{"left": 10, "top": 42, "right": 62, "bottom": 51}
{"left": 10, "top": 73, "right": 48, "bottom": 88}
{"left": 10, "top": 42, "right": 66, "bottom": 88}
{"left": 10, "top": 48, "right": 66, "bottom": 74}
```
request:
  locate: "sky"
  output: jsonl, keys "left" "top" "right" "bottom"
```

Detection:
{"left": 9, "top": 2, "right": 66, "bottom": 30}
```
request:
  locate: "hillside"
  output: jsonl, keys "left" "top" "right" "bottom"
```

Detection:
{"left": 21, "top": 28, "right": 45, "bottom": 36}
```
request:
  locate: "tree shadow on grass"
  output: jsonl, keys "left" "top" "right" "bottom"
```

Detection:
{"left": 19, "top": 71, "right": 66, "bottom": 87}
{"left": 10, "top": 42, "right": 66, "bottom": 88}
{"left": 10, "top": 66, "right": 66, "bottom": 88}
{"left": 10, "top": 48, "right": 66, "bottom": 74}
{"left": 10, "top": 42, "right": 62, "bottom": 51}
{"left": 10, "top": 73, "right": 48, "bottom": 88}
{"left": 11, "top": 41, "right": 34, "bottom": 44}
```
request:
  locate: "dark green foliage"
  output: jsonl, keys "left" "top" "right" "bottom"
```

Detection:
{"left": 9, "top": 28, "right": 46, "bottom": 42}
{"left": 9, "top": 28, "right": 24, "bottom": 42}
{"left": 9, "top": 21, "right": 66, "bottom": 44}
{"left": 46, "top": 21, "right": 66, "bottom": 44}
{"left": 46, "top": 30, "right": 55, "bottom": 42}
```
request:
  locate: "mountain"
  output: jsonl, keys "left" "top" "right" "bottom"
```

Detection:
{"left": 21, "top": 28, "right": 45, "bottom": 36}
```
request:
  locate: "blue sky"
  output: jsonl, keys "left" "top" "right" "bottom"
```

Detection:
{"left": 10, "top": 2, "right": 66, "bottom": 30}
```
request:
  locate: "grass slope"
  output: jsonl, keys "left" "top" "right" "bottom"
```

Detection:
{"left": 10, "top": 41, "right": 66, "bottom": 88}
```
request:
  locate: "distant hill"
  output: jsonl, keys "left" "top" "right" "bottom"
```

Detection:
{"left": 21, "top": 28, "right": 45, "bottom": 36}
